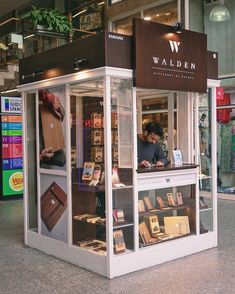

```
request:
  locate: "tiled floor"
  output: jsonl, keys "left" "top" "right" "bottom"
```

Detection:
{"left": 0, "top": 199, "right": 235, "bottom": 294}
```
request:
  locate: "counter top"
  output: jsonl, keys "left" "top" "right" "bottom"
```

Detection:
{"left": 137, "top": 163, "right": 198, "bottom": 174}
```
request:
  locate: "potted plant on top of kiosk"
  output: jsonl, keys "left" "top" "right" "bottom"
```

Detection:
{"left": 21, "top": 5, "right": 72, "bottom": 36}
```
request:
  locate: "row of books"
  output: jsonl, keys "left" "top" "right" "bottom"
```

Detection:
{"left": 138, "top": 193, "right": 184, "bottom": 213}
{"left": 139, "top": 215, "right": 190, "bottom": 245}
{"left": 76, "top": 230, "right": 126, "bottom": 255}
{"left": 82, "top": 163, "right": 125, "bottom": 188}
{"left": 73, "top": 210, "right": 125, "bottom": 225}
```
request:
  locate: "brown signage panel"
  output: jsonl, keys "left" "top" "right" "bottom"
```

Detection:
{"left": 133, "top": 19, "right": 207, "bottom": 93}
{"left": 207, "top": 51, "right": 218, "bottom": 80}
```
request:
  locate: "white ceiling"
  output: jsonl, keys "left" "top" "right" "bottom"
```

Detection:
{"left": 0, "top": 0, "right": 31, "bottom": 17}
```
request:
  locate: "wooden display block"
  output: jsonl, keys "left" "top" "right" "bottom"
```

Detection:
{"left": 91, "top": 147, "right": 103, "bottom": 162}
{"left": 40, "top": 105, "right": 65, "bottom": 152}
{"left": 164, "top": 216, "right": 190, "bottom": 235}
{"left": 41, "top": 182, "right": 67, "bottom": 231}
{"left": 91, "top": 130, "right": 103, "bottom": 145}
{"left": 112, "top": 147, "right": 118, "bottom": 162}
{"left": 91, "top": 113, "right": 102, "bottom": 128}
{"left": 112, "top": 130, "right": 118, "bottom": 145}
{"left": 111, "top": 112, "right": 118, "bottom": 129}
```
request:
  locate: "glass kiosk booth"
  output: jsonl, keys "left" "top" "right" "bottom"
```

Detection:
{"left": 19, "top": 19, "right": 219, "bottom": 278}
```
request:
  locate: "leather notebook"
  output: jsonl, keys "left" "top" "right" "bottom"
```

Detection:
{"left": 41, "top": 182, "right": 67, "bottom": 231}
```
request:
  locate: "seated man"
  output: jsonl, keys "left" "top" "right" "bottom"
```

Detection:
{"left": 138, "top": 121, "right": 168, "bottom": 167}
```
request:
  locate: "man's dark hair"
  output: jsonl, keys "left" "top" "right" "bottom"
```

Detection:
{"left": 144, "top": 121, "right": 164, "bottom": 137}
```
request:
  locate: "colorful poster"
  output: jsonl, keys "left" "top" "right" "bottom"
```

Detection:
{"left": 2, "top": 143, "right": 22, "bottom": 158}
{"left": 2, "top": 115, "right": 22, "bottom": 122}
{"left": 2, "top": 136, "right": 22, "bottom": 144}
{"left": 2, "top": 158, "right": 23, "bottom": 170}
{"left": 2, "top": 170, "right": 23, "bottom": 196}
{"left": 2, "top": 122, "right": 22, "bottom": 130}
{"left": 2, "top": 130, "right": 22, "bottom": 136}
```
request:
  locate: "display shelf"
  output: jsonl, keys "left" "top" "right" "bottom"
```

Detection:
{"left": 139, "top": 205, "right": 189, "bottom": 216}
{"left": 139, "top": 233, "right": 192, "bottom": 247}
{"left": 113, "top": 248, "right": 133, "bottom": 257}
{"left": 113, "top": 222, "right": 134, "bottom": 229}
{"left": 112, "top": 185, "right": 133, "bottom": 190}
{"left": 200, "top": 207, "right": 212, "bottom": 212}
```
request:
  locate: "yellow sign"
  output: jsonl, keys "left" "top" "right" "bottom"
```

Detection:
{"left": 9, "top": 172, "right": 23, "bottom": 192}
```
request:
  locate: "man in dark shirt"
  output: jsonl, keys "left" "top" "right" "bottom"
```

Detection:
{"left": 138, "top": 121, "right": 168, "bottom": 167}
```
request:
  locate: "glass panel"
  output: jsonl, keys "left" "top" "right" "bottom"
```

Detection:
{"left": 198, "top": 91, "right": 213, "bottom": 233}
{"left": 38, "top": 86, "right": 68, "bottom": 242}
{"left": 138, "top": 184, "right": 195, "bottom": 248}
{"left": 70, "top": 79, "right": 106, "bottom": 255}
{"left": 111, "top": 78, "right": 134, "bottom": 255}
{"left": 143, "top": 0, "right": 177, "bottom": 25}
{"left": 112, "top": 13, "right": 141, "bottom": 35}
{"left": 140, "top": 93, "right": 177, "bottom": 160}
{"left": 26, "top": 93, "right": 38, "bottom": 232}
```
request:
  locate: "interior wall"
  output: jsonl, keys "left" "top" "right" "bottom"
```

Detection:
{"left": 189, "top": 0, "right": 204, "bottom": 33}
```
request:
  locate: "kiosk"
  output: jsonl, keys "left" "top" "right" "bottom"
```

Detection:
{"left": 19, "top": 19, "right": 219, "bottom": 278}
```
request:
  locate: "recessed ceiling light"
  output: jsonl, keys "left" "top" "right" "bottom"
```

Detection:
{"left": 144, "top": 16, "right": 151, "bottom": 21}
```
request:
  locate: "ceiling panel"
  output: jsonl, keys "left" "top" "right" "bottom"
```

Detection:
{"left": 0, "top": 0, "right": 31, "bottom": 17}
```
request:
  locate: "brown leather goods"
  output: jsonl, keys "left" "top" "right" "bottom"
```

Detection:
{"left": 139, "top": 222, "right": 158, "bottom": 245}
{"left": 41, "top": 182, "right": 67, "bottom": 231}
{"left": 40, "top": 105, "right": 65, "bottom": 152}
{"left": 113, "top": 230, "right": 126, "bottom": 254}
{"left": 164, "top": 216, "right": 190, "bottom": 235}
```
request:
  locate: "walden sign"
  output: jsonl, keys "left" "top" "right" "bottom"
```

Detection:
{"left": 133, "top": 19, "right": 207, "bottom": 93}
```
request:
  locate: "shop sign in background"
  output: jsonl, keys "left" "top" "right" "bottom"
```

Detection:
{"left": 1, "top": 97, "right": 22, "bottom": 114}
{"left": 2, "top": 170, "right": 23, "bottom": 196}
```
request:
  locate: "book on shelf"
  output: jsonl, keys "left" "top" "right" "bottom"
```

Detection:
{"left": 73, "top": 214, "right": 101, "bottom": 223}
{"left": 113, "top": 209, "right": 125, "bottom": 223}
{"left": 176, "top": 192, "right": 184, "bottom": 205}
{"left": 91, "top": 130, "right": 103, "bottom": 145}
{"left": 90, "top": 113, "right": 102, "bottom": 128}
{"left": 143, "top": 196, "right": 159, "bottom": 212}
{"left": 156, "top": 196, "right": 170, "bottom": 209}
{"left": 91, "top": 147, "right": 103, "bottom": 162}
{"left": 144, "top": 215, "right": 160, "bottom": 236}
{"left": 167, "top": 193, "right": 176, "bottom": 206}
{"left": 139, "top": 222, "right": 158, "bottom": 245}
{"left": 138, "top": 199, "right": 146, "bottom": 213}
{"left": 112, "top": 168, "right": 125, "bottom": 187}
{"left": 82, "top": 161, "right": 95, "bottom": 181}
{"left": 89, "top": 169, "right": 101, "bottom": 186}
{"left": 113, "top": 230, "right": 126, "bottom": 254}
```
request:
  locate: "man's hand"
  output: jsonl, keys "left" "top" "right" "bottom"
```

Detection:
{"left": 40, "top": 147, "right": 54, "bottom": 161}
{"left": 140, "top": 160, "right": 151, "bottom": 167}
{"left": 155, "top": 161, "right": 164, "bottom": 167}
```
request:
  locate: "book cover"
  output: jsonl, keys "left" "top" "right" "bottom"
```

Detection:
{"left": 177, "top": 192, "right": 184, "bottom": 205}
{"left": 113, "top": 230, "right": 126, "bottom": 254}
{"left": 138, "top": 200, "right": 146, "bottom": 212}
{"left": 167, "top": 193, "right": 175, "bottom": 206}
{"left": 82, "top": 161, "right": 95, "bottom": 181}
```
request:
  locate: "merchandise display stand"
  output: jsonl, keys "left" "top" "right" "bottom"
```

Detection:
{"left": 19, "top": 20, "right": 219, "bottom": 278}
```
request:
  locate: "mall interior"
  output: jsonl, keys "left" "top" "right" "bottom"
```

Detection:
{"left": 0, "top": 0, "right": 235, "bottom": 292}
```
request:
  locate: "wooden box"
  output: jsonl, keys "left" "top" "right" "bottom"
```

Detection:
{"left": 40, "top": 105, "right": 65, "bottom": 152}
{"left": 41, "top": 182, "right": 67, "bottom": 231}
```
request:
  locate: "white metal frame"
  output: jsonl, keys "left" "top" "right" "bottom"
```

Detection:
{"left": 19, "top": 68, "right": 218, "bottom": 279}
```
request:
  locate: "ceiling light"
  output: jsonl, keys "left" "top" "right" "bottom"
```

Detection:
{"left": 144, "top": 16, "right": 151, "bottom": 21}
{"left": 209, "top": 0, "right": 230, "bottom": 21}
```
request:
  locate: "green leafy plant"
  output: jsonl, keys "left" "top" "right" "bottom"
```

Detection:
{"left": 21, "top": 6, "right": 72, "bottom": 34}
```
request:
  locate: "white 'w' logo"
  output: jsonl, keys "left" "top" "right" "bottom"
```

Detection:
{"left": 169, "top": 40, "right": 180, "bottom": 53}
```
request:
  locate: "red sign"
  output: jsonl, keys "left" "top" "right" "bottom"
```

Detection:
{"left": 216, "top": 87, "right": 224, "bottom": 100}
